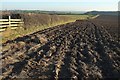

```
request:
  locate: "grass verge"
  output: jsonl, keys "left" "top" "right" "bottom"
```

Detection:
{"left": 1, "top": 14, "right": 95, "bottom": 43}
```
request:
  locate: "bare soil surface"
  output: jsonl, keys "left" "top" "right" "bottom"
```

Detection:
{"left": 1, "top": 19, "right": 120, "bottom": 79}
{"left": 91, "top": 15, "right": 119, "bottom": 41}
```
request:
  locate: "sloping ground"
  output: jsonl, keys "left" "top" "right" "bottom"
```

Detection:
{"left": 1, "top": 20, "right": 120, "bottom": 79}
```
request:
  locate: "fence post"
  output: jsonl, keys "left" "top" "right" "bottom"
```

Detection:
{"left": 8, "top": 16, "right": 11, "bottom": 28}
{"left": 5, "top": 15, "right": 11, "bottom": 36}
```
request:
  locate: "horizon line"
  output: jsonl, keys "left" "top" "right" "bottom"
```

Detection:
{"left": 0, "top": 9, "right": 118, "bottom": 12}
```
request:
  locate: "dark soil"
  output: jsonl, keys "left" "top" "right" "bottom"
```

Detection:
{"left": 1, "top": 16, "right": 120, "bottom": 79}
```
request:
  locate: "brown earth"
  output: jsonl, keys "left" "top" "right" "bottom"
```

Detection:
{"left": 91, "top": 15, "right": 119, "bottom": 41}
{"left": 1, "top": 16, "right": 120, "bottom": 79}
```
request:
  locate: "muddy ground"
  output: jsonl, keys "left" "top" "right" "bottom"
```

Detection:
{"left": 1, "top": 18, "right": 120, "bottom": 79}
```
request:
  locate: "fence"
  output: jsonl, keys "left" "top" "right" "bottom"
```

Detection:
{"left": 0, "top": 16, "right": 24, "bottom": 32}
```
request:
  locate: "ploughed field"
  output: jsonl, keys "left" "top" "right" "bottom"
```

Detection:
{"left": 1, "top": 17, "right": 120, "bottom": 79}
{"left": 91, "top": 15, "right": 119, "bottom": 41}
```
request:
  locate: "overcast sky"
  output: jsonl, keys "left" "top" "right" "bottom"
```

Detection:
{"left": 0, "top": 0, "right": 120, "bottom": 11}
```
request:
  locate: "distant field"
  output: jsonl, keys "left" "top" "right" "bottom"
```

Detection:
{"left": 59, "top": 15, "right": 94, "bottom": 20}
